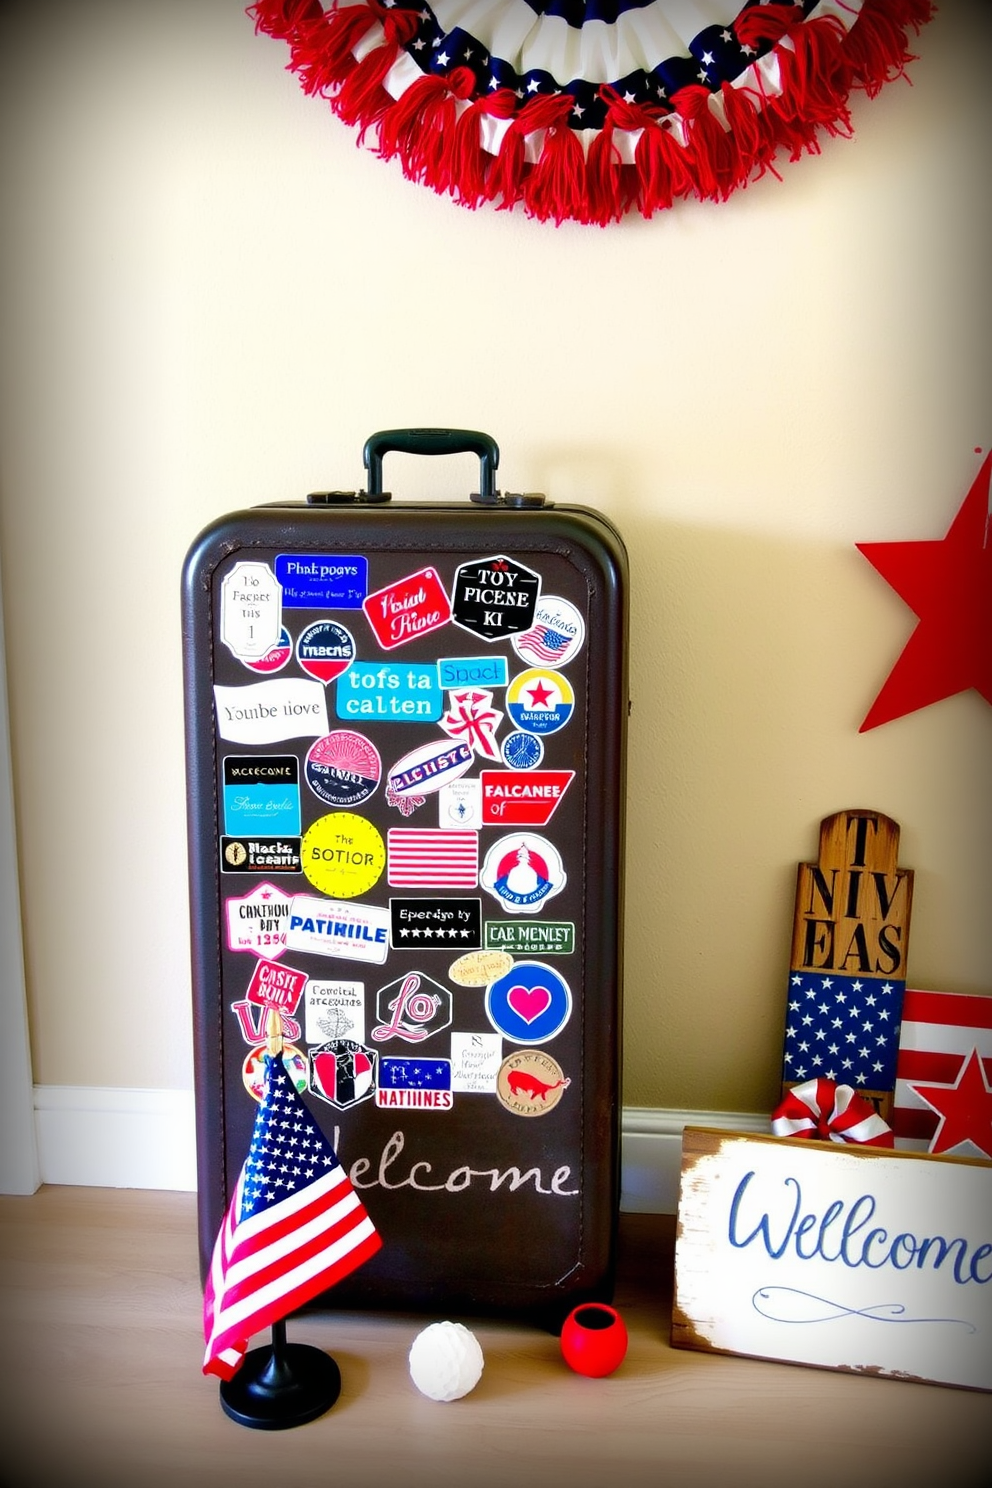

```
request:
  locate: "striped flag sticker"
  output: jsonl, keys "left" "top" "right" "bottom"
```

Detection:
{"left": 892, "top": 988, "right": 992, "bottom": 1151}
{"left": 387, "top": 828, "right": 479, "bottom": 888}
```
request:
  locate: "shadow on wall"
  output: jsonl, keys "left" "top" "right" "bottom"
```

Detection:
{"left": 564, "top": 503, "right": 984, "bottom": 1114}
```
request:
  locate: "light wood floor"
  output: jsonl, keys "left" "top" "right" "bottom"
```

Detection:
{"left": 0, "top": 1186, "right": 987, "bottom": 1488}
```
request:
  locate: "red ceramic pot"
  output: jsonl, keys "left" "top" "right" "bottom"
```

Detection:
{"left": 559, "top": 1303, "right": 628, "bottom": 1377}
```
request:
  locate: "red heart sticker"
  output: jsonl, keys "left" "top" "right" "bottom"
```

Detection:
{"left": 507, "top": 983, "right": 552, "bottom": 1025}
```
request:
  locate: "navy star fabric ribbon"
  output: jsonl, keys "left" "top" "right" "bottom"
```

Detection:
{"left": 249, "top": 0, "right": 934, "bottom": 223}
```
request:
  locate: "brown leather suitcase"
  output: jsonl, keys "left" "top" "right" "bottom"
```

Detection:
{"left": 182, "top": 429, "right": 628, "bottom": 1323}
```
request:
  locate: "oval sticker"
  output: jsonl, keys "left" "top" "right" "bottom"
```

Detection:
{"left": 448, "top": 949, "right": 514, "bottom": 987}
{"left": 387, "top": 739, "right": 475, "bottom": 800}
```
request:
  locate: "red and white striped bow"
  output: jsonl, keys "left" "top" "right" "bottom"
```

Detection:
{"left": 772, "top": 1079, "right": 894, "bottom": 1148}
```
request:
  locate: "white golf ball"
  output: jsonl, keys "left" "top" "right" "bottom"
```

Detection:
{"left": 408, "top": 1321, "right": 484, "bottom": 1401}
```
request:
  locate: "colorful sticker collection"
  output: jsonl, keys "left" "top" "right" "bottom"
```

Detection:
{"left": 217, "top": 553, "right": 584, "bottom": 1120}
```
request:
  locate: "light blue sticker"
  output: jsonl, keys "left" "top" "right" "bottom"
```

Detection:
{"left": 437, "top": 655, "right": 509, "bottom": 690}
{"left": 275, "top": 554, "right": 368, "bottom": 609}
{"left": 223, "top": 755, "right": 301, "bottom": 836}
{"left": 336, "top": 662, "right": 443, "bottom": 722}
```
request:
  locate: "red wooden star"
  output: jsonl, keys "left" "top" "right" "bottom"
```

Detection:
{"left": 911, "top": 1047, "right": 992, "bottom": 1160}
{"left": 857, "top": 451, "right": 992, "bottom": 731}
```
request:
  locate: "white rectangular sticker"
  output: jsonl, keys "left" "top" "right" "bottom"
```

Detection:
{"left": 450, "top": 1031, "right": 503, "bottom": 1092}
{"left": 305, "top": 980, "right": 366, "bottom": 1045}
{"left": 214, "top": 679, "right": 329, "bottom": 744}
{"left": 285, "top": 894, "right": 390, "bottom": 965}
{"left": 220, "top": 562, "right": 281, "bottom": 659}
{"left": 438, "top": 777, "right": 482, "bottom": 830}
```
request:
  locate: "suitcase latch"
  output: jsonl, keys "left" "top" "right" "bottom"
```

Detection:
{"left": 306, "top": 490, "right": 379, "bottom": 505}
{"left": 500, "top": 492, "right": 547, "bottom": 509}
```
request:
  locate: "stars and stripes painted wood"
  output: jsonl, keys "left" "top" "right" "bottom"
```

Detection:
{"left": 892, "top": 988, "right": 992, "bottom": 1160}
{"left": 248, "top": 0, "right": 933, "bottom": 224}
{"left": 780, "top": 810, "right": 913, "bottom": 1122}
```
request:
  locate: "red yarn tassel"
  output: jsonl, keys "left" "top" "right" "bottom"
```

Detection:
{"left": 587, "top": 86, "right": 660, "bottom": 225}
{"left": 334, "top": 47, "right": 397, "bottom": 131}
{"left": 632, "top": 126, "right": 675, "bottom": 215}
{"left": 585, "top": 122, "right": 624, "bottom": 225}
{"left": 332, "top": 7, "right": 420, "bottom": 134}
{"left": 450, "top": 90, "right": 517, "bottom": 208}
{"left": 250, "top": 3, "right": 394, "bottom": 103}
{"left": 633, "top": 118, "right": 695, "bottom": 215}
{"left": 484, "top": 124, "right": 528, "bottom": 212}
{"left": 247, "top": 0, "right": 324, "bottom": 41}
{"left": 734, "top": 3, "right": 804, "bottom": 50}
{"left": 378, "top": 67, "right": 476, "bottom": 195}
{"left": 774, "top": 16, "right": 852, "bottom": 135}
{"left": 519, "top": 96, "right": 587, "bottom": 225}
{"left": 845, "top": 0, "right": 935, "bottom": 97}
{"left": 377, "top": 74, "right": 455, "bottom": 182}
{"left": 485, "top": 93, "right": 582, "bottom": 219}
{"left": 247, "top": 0, "right": 353, "bottom": 98}
{"left": 673, "top": 84, "right": 745, "bottom": 201}
{"left": 291, "top": 9, "right": 379, "bottom": 98}
{"left": 719, "top": 81, "right": 779, "bottom": 184}
{"left": 523, "top": 126, "right": 586, "bottom": 225}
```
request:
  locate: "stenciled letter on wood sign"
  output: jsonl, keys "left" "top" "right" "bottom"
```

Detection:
{"left": 781, "top": 810, "right": 914, "bottom": 1123}
{"left": 672, "top": 1128, "right": 991, "bottom": 1392}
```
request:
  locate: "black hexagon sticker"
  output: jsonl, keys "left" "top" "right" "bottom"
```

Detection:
{"left": 451, "top": 554, "right": 541, "bottom": 643}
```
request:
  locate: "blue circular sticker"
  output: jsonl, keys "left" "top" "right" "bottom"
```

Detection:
{"left": 501, "top": 730, "right": 544, "bottom": 769}
{"left": 296, "top": 620, "right": 356, "bottom": 684}
{"left": 485, "top": 961, "right": 572, "bottom": 1044}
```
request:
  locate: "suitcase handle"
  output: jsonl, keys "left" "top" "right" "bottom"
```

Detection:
{"left": 363, "top": 428, "right": 500, "bottom": 503}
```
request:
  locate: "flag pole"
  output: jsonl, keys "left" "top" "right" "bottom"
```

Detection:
{"left": 218, "top": 1010, "right": 343, "bottom": 1429}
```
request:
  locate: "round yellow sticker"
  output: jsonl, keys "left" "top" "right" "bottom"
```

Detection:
{"left": 301, "top": 812, "right": 385, "bottom": 899}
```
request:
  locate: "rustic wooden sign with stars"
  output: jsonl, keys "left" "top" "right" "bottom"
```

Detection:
{"left": 780, "top": 810, "right": 914, "bottom": 1124}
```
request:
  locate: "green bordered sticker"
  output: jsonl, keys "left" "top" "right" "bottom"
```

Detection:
{"left": 484, "top": 920, "right": 575, "bottom": 956}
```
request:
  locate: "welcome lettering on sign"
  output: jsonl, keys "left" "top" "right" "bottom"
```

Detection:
{"left": 673, "top": 1129, "right": 992, "bottom": 1392}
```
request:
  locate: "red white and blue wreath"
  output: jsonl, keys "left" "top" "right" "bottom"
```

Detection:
{"left": 249, "top": 0, "right": 934, "bottom": 224}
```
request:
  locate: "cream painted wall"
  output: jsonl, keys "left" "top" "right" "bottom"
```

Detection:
{"left": 0, "top": 0, "right": 989, "bottom": 1114}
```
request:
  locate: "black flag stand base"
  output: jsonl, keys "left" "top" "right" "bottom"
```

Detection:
{"left": 220, "top": 1320, "right": 341, "bottom": 1430}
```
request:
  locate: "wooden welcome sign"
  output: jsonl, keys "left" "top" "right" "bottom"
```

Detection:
{"left": 782, "top": 810, "right": 914, "bottom": 1121}
{"left": 673, "top": 1128, "right": 992, "bottom": 1392}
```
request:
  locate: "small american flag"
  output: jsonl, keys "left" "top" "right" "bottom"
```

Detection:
{"left": 892, "top": 988, "right": 992, "bottom": 1152}
{"left": 515, "top": 626, "right": 570, "bottom": 665}
{"left": 387, "top": 828, "right": 478, "bottom": 887}
{"left": 202, "top": 1054, "right": 381, "bottom": 1380}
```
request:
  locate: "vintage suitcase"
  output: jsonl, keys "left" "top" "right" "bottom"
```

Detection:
{"left": 182, "top": 429, "right": 628, "bottom": 1323}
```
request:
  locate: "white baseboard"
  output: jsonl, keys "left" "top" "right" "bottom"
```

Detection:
{"left": 32, "top": 1086, "right": 198, "bottom": 1192}
{"left": 619, "top": 1107, "right": 769, "bottom": 1212}
{"left": 25, "top": 1088, "right": 769, "bottom": 1212}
